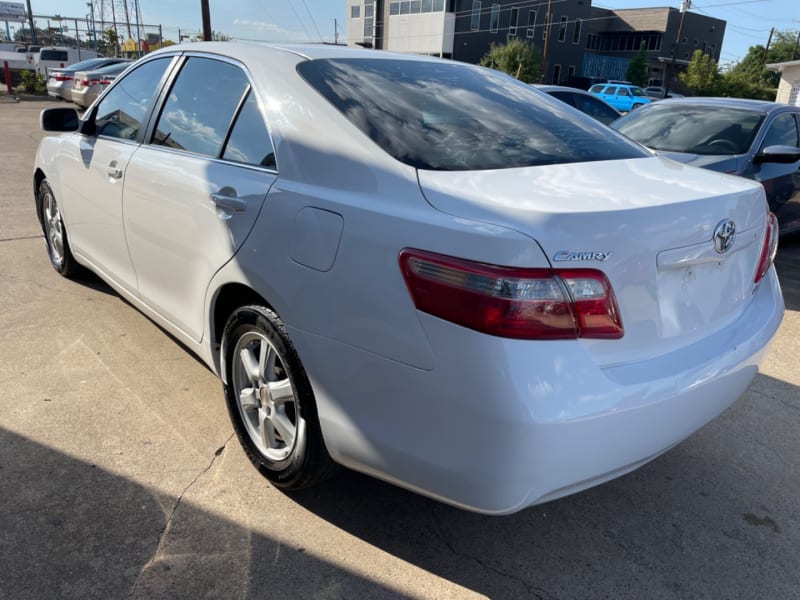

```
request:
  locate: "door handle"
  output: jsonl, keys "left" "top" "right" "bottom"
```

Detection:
{"left": 210, "top": 190, "right": 247, "bottom": 213}
{"left": 107, "top": 162, "right": 123, "bottom": 179}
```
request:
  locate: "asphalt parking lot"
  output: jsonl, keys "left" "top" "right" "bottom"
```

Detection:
{"left": 1, "top": 100, "right": 799, "bottom": 600}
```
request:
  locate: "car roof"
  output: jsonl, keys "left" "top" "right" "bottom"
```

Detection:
{"left": 147, "top": 41, "right": 446, "bottom": 66}
{"left": 534, "top": 84, "right": 594, "bottom": 96}
{"left": 649, "top": 97, "right": 789, "bottom": 113}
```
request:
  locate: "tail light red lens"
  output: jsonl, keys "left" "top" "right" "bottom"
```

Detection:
{"left": 754, "top": 212, "right": 779, "bottom": 283}
{"left": 99, "top": 78, "right": 112, "bottom": 85}
{"left": 54, "top": 74, "right": 73, "bottom": 82}
{"left": 399, "top": 249, "right": 623, "bottom": 340}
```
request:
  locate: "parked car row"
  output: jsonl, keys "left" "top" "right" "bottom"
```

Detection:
{"left": 34, "top": 42, "right": 783, "bottom": 515}
{"left": 46, "top": 57, "right": 132, "bottom": 107}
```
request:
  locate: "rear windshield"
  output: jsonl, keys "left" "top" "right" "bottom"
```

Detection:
{"left": 298, "top": 58, "right": 647, "bottom": 171}
{"left": 40, "top": 50, "right": 68, "bottom": 61}
{"left": 613, "top": 104, "right": 765, "bottom": 155}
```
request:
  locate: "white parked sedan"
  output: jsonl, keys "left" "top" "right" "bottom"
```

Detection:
{"left": 34, "top": 43, "right": 783, "bottom": 514}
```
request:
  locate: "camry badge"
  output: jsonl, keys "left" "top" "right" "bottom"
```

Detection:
{"left": 553, "top": 251, "right": 612, "bottom": 262}
{"left": 713, "top": 219, "right": 736, "bottom": 254}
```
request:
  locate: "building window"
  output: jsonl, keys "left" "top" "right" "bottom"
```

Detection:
{"left": 509, "top": 7, "right": 519, "bottom": 36}
{"left": 572, "top": 19, "right": 582, "bottom": 44}
{"left": 433, "top": 0, "right": 444, "bottom": 10}
{"left": 399, "top": 1, "right": 410, "bottom": 14}
{"left": 471, "top": 1, "right": 481, "bottom": 31}
{"left": 558, "top": 16, "right": 568, "bottom": 42}
{"left": 490, "top": 4, "right": 500, "bottom": 33}
{"left": 568, "top": 65, "right": 576, "bottom": 78}
{"left": 351, "top": 5, "right": 360, "bottom": 18}
{"left": 364, "top": 2, "right": 374, "bottom": 39}
{"left": 421, "top": 0, "right": 432, "bottom": 11}
{"left": 410, "top": 0, "right": 421, "bottom": 12}
{"left": 552, "top": 64, "right": 561, "bottom": 84}
{"left": 586, "top": 32, "right": 597, "bottom": 50}
{"left": 527, "top": 11, "right": 536, "bottom": 38}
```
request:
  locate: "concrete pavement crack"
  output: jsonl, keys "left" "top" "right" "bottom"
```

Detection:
{"left": 128, "top": 434, "right": 235, "bottom": 598}
{"left": 427, "top": 507, "right": 556, "bottom": 600}
{"left": 0, "top": 234, "right": 44, "bottom": 242}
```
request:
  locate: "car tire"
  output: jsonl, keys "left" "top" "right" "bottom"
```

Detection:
{"left": 631, "top": 103, "right": 643, "bottom": 110}
{"left": 38, "top": 179, "right": 81, "bottom": 277}
{"left": 222, "top": 305, "right": 337, "bottom": 490}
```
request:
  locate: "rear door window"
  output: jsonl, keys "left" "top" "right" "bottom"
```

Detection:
{"left": 151, "top": 57, "right": 250, "bottom": 158}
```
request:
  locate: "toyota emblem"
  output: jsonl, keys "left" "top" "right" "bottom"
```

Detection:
{"left": 713, "top": 219, "right": 736, "bottom": 254}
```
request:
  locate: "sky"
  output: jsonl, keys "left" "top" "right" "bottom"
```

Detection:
{"left": 5, "top": 0, "right": 799, "bottom": 65}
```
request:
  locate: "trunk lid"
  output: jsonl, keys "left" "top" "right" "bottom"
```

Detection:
{"left": 417, "top": 156, "right": 768, "bottom": 366}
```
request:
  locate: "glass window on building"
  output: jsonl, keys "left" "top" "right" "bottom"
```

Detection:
{"left": 509, "top": 7, "right": 519, "bottom": 36}
{"left": 527, "top": 11, "right": 536, "bottom": 38}
{"left": 364, "top": 2, "right": 374, "bottom": 39}
{"left": 351, "top": 5, "right": 361, "bottom": 18}
{"left": 572, "top": 19, "right": 582, "bottom": 44}
{"left": 558, "top": 16, "right": 568, "bottom": 42}
{"left": 490, "top": 4, "right": 500, "bottom": 33}
{"left": 471, "top": 1, "right": 481, "bottom": 31}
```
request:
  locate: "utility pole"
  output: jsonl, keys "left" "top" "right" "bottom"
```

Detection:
{"left": 333, "top": 18, "right": 338, "bottom": 44}
{"left": 201, "top": 0, "right": 211, "bottom": 41}
{"left": 540, "top": 0, "right": 553, "bottom": 82}
{"left": 25, "top": 0, "right": 35, "bottom": 43}
{"left": 665, "top": 0, "right": 690, "bottom": 97}
{"left": 761, "top": 27, "right": 774, "bottom": 69}
{"left": 87, "top": 1, "right": 97, "bottom": 51}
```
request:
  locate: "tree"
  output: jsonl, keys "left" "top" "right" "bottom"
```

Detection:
{"left": 679, "top": 49, "right": 721, "bottom": 96}
{"left": 479, "top": 39, "right": 541, "bottom": 84}
{"left": 626, "top": 42, "right": 649, "bottom": 87}
{"left": 730, "top": 30, "right": 797, "bottom": 88}
{"left": 97, "top": 28, "right": 120, "bottom": 57}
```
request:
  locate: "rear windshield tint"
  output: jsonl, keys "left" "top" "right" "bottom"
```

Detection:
{"left": 297, "top": 58, "right": 647, "bottom": 171}
{"left": 40, "top": 50, "right": 68, "bottom": 61}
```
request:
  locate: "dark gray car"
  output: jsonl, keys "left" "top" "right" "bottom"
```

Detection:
{"left": 535, "top": 84, "right": 621, "bottom": 126}
{"left": 612, "top": 98, "right": 800, "bottom": 235}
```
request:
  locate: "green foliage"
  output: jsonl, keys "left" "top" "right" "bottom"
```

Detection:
{"left": 18, "top": 70, "right": 46, "bottom": 94}
{"left": 479, "top": 38, "right": 542, "bottom": 84}
{"left": 97, "top": 28, "right": 120, "bottom": 57}
{"left": 720, "top": 29, "right": 797, "bottom": 97}
{"left": 625, "top": 42, "right": 649, "bottom": 87}
{"left": 679, "top": 50, "right": 721, "bottom": 96}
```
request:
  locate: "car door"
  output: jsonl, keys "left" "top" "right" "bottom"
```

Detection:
{"left": 615, "top": 87, "right": 632, "bottom": 111}
{"left": 56, "top": 56, "right": 176, "bottom": 293}
{"left": 122, "top": 55, "right": 276, "bottom": 341}
{"left": 599, "top": 86, "right": 618, "bottom": 109}
{"left": 750, "top": 111, "right": 800, "bottom": 234}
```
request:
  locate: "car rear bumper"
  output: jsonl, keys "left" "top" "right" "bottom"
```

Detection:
{"left": 290, "top": 267, "right": 783, "bottom": 514}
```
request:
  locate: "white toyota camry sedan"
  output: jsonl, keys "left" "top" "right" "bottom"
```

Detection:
{"left": 34, "top": 42, "right": 783, "bottom": 514}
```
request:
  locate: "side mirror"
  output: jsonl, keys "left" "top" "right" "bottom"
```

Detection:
{"left": 40, "top": 107, "right": 80, "bottom": 132}
{"left": 754, "top": 144, "right": 800, "bottom": 165}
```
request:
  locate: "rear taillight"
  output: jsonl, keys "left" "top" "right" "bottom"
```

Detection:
{"left": 399, "top": 249, "right": 623, "bottom": 340}
{"left": 54, "top": 74, "right": 73, "bottom": 81}
{"left": 99, "top": 78, "right": 112, "bottom": 85}
{"left": 754, "top": 212, "right": 779, "bottom": 283}
{"left": 80, "top": 78, "right": 99, "bottom": 86}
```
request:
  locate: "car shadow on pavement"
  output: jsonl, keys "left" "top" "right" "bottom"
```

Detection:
{"left": 288, "top": 368, "right": 800, "bottom": 599}
{"left": 0, "top": 427, "right": 407, "bottom": 600}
